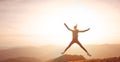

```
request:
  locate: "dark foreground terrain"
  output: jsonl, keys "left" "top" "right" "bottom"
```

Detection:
{"left": 48, "top": 54, "right": 120, "bottom": 62}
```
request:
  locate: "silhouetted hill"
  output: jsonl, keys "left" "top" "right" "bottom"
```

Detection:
{"left": 48, "top": 55, "right": 120, "bottom": 62}
{"left": 48, "top": 54, "right": 86, "bottom": 62}
{"left": 1, "top": 57, "right": 41, "bottom": 62}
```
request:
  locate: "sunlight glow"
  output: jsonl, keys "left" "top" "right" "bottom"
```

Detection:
{"left": 18, "top": 3, "right": 111, "bottom": 45}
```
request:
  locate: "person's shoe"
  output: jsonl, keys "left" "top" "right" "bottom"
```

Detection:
{"left": 87, "top": 53, "right": 92, "bottom": 56}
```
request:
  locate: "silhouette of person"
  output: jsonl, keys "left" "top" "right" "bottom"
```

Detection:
{"left": 62, "top": 23, "right": 91, "bottom": 56}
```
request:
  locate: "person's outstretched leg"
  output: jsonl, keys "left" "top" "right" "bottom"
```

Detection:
{"left": 77, "top": 41, "right": 91, "bottom": 56}
{"left": 62, "top": 41, "right": 74, "bottom": 54}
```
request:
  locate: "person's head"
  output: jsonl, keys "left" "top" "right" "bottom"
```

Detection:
{"left": 74, "top": 24, "right": 77, "bottom": 30}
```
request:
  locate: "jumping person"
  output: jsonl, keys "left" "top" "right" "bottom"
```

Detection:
{"left": 62, "top": 23, "right": 91, "bottom": 56}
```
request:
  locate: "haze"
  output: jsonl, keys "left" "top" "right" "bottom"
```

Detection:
{"left": 0, "top": 0, "right": 120, "bottom": 47}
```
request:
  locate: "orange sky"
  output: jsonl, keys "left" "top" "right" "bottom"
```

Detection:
{"left": 0, "top": 0, "right": 120, "bottom": 47}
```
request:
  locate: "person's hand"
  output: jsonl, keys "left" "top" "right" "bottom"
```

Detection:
{"left": 88, "top": 28, "right": 90, "bottom": 30}
{"left": 86, "top": 28, "right": 90, "bottom": 31}
{"left": 64, "top": 23, "right": 66, "bottom": 25}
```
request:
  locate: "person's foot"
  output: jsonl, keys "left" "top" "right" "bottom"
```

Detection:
{"left": 61, "top": 52, "right": 65, "bottom": 54}
{"left": 87, "top": 53, "right": 91, "bottom": 56}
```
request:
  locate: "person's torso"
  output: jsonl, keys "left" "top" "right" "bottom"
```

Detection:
{"left": 72, "top": 30, "right": 79, "bottom": 40}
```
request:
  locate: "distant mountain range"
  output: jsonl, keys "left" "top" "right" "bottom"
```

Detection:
{"left": 1, "top": 57, "right": 41, "bottom": 62}
{"left": 0, "top": 46, "right": 59, "bottom": 61}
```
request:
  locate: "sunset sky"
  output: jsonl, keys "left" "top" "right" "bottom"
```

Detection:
{"left": 0, "top": 0, "right": 120, "bottom": 47}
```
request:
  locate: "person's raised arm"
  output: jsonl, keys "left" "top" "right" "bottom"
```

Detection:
{"left": 64, "top": 23, "right": 73, "bottom": 31}
{"left": 79, "top": 28, "right": 90, "bottom": 32}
